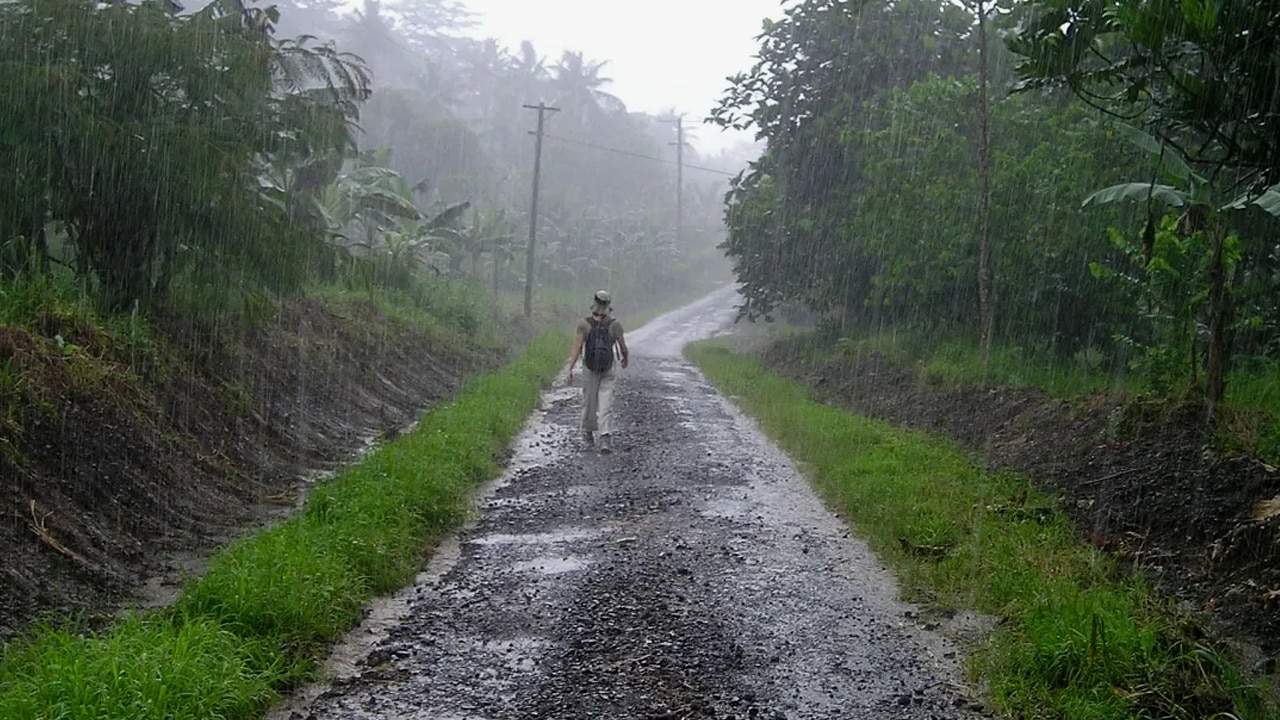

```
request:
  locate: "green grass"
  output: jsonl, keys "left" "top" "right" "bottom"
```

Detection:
{"left": 1222, "top": 358, "right": 1280, "bottom": 464}
{"left": 0, "top": 616, "right": 286, "bottom": 720}
{"left": 771, "top": 328, "right": 1138, "bottom": 399}
{"left": 0, "top": 330, "right": 570, "bottom": 720}
{"left": 311, "top": 276, "right": 501, "bottom": 349}
{"left": 773, "top": 325, "right": 1280, "bottom": 465}
{"left": 0, "top": 269, "right": 156, "bottom": 362}
{"left": 919, "top": 339, "right": 1280, "bottom": 464}
{"left": 686, "top": 341, "right": 1272, "bottom": 720}
{"left": 919, "top": 339, "right": 1137, "bottom": 398}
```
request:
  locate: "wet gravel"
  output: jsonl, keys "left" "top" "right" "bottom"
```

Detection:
{"left": 271, "top": 290, "right": 989, "bottom": 720}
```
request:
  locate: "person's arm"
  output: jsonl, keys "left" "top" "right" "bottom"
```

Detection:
{"left": 567, "top": 328, "right": 585, "bottom": 383}
{"left": 615, "top": 326, "right": 629, "bottom": 369}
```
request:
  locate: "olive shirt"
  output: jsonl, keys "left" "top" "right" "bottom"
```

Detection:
{"left": 576, "top": 315, "right": 624, "bottom": 348}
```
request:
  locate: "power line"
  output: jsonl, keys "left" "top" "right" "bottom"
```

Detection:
{"left": 540, "top": 133, "right": 739, "bottom": 178}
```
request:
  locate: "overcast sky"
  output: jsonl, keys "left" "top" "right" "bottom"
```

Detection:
{"left": 460, "top": 0, "right": 784, "bottom": 154}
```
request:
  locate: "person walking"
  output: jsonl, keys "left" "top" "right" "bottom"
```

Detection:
{"left": 567, "top": 290, "right": 629, "bottom": 453}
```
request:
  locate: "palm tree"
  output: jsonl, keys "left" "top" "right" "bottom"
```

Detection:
{"left": 512, "top": 41, "right": 549, "bottom": 99}
{"left": 550, "top": 50, "right": 626, "bottom": 130}
{"left": 342, "top": 0, "right": 462, "bottom": 106}
{"left": 455, "top": 38, "right": 515, "bottom": 125}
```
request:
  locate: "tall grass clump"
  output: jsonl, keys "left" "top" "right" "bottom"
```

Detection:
{"left": 0, "top": 330, "right": 569, "bottom": 719}
{"left": 686, "top": 340, "right": 1272, "bottom": 720}
{"left": 1222, "top": 357, "right": 1280, "bottom": 464}
{"left": 0, "top": 616, "right": 285, "bottom": 720}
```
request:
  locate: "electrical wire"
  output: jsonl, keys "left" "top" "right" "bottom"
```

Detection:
{"left": 540, "top": 133, "right": 740, "bottom": 178}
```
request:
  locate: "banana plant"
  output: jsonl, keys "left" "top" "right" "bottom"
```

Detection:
{"left": 385, "top": 201, "right": 473, "bottom": 275}
{"left": 1083, "top": 122, "right": 1280, "bottom": 422}
{"left": 432, "top": 207, "right": 516, "bottom": 277}
{"left": 1084, "top": 122, "right": 1280, "bottom": 222}
{"left": 265, "top": 145, "right": 469, "bottom": 283}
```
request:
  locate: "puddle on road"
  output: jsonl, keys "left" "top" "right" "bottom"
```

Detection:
{"left": 512, "top": 555, "right": 590, "bottom": 575}
{"left": 657, "top": 369, "right": 689, "bottom": 384}
{"left": 468, "top": 528, "right": 602, "bottom": 547}
{"left": 699, "top": 497, "right": 754, "bottom": 520}
{"left": 681, "top": 417, "right": 716, "bottom": 432}
{"left": 483, "top": 484, "right": 594, "bottom": 509}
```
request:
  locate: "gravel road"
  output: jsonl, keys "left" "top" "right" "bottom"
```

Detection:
{"left": 270, "top": 287, "right": 989, "bottom": 720}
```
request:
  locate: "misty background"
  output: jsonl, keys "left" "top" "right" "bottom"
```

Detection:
{"left": 255, "top": 0, "right": 768, "bottom": 308}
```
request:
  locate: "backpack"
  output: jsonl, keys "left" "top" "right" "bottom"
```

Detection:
{"left": 583, "top": 316, "right": 615, "bottom": 372}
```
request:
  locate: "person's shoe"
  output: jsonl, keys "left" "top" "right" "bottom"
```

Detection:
{"left": 582, "top": 430, "right": 594, "bottom": 447}
{"left": 598, "top": 434, "right": 612, "bottom": 453}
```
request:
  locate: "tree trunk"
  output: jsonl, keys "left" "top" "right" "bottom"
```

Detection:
{"left": 974, "top": 0, "right": 994, "bottom": 368}
{"left": 71, "top": 221, "right": 90, "bottom": 282}
{"left": 1204, "top": 230, "right": 1231, "bottom": 425}
{"left": 35, "top": 224, "right": 50, "bottom": 276}
{"left": 77, "top": 215, "right": 148, "bottom": 311}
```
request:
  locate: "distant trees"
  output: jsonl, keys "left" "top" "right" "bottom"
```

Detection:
{"left": 313, "top": 0, "right": 731, "bottom": 304}
{"left": 0, "top": 0, "right": 732, "bottom": 322}
{"left": 710, "top": 0, "right": 976, "bottom": 321}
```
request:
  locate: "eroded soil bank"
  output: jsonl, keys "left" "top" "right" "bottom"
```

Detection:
{"left": 0, "top": 299, "right": 492, "bottom": 638}
{"left": 761, "top": 344, "right": 1280, "bottom": 671}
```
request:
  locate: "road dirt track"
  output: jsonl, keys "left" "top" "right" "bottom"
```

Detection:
{"left": 272, "top": 288, "right": 987, "bottom": 720}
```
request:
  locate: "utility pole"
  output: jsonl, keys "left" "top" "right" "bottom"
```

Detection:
{"left": 522, "top": 102, "right": 558, "bottom": 319}
{"left": 670, "top": 115, "right": 688, "bottom": 251}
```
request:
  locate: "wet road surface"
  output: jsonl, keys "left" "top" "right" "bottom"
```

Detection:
{"left": 271, "top": 287, "right": 985, "bottom": 720}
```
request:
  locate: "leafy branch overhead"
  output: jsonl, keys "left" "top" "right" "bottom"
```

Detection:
{"left": 1008, "top": 0, "right": 1280, "bottom": 194}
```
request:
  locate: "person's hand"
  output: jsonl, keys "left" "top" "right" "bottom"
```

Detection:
{"left": 566, "top": 368, "right": 575, "bottom": 385}
{"left": 621, "top": 356, "right": 629, "bottom": 369}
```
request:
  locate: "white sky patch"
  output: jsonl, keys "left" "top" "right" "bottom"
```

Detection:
{"left": 461, "top": 0, "right": 784, "bottom": 153}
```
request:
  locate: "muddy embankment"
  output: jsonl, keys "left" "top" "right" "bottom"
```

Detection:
{"left": 0, "top": 299, "right": 497, "bottom": 638}
{"left": 762, "top": 345, "right": 1280, "bottom": 673}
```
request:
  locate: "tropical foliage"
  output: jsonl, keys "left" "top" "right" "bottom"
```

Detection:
{"left": 0, "top": 0, "right": 370, "bottom": 311}
{"left": 0, "top": 0, "right": 736, "bottom": 327}
{"left": 712, "top": 0, "right": 1280, "bottom": 416}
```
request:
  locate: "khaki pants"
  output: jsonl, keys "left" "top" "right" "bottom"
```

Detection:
{"left": 581, "top": 368, "right": 616, "bottom": 436}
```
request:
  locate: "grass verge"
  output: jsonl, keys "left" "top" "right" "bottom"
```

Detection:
{"left": 769, "top": 328, "right": 1136, "bottom": 399}
{"left": 686, "top": 340, "right": 1273, "bottom": 720}
{"left": 769, "top": 326, "right": 1280, "bottom": 465}
{"left": 310, "top": 277, "right": 501, "bottom": 350}
{"left": 0, "top": 330, "right": 570, "bottom": 720}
